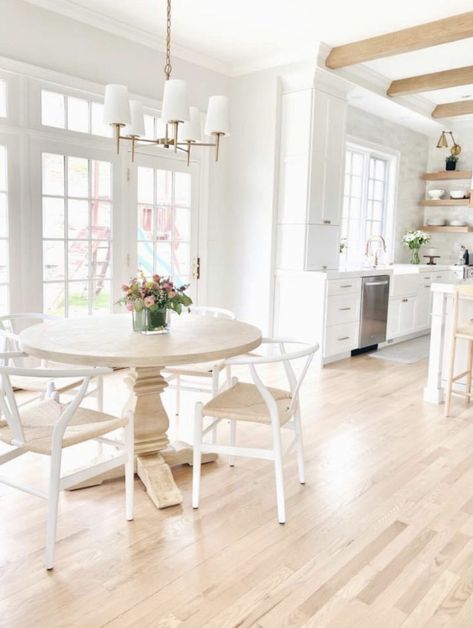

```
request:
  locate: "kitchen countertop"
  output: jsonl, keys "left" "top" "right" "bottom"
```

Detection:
{"left": 275, "top": 264, "right": 462, "bottom": 280}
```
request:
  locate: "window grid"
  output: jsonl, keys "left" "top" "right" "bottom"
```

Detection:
{"left": 0, "top": 145, "right": 9, "bottom": 313}
{"left": 137, "top": 167, "right": 192, "bottom": 287}
{"left": 42, "top": 153, "right": 113, "bottom": 317}
{"left": 41, "top": 89, "right": 113, "bottom": 138}
{"left": 342, "top": 146, "right": 389, "bottom": 266}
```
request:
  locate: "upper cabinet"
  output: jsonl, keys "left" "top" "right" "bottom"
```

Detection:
{"left": 276, "top": 80, "right": 348, "bottom": 270}
{"left": 308, "top": 91, "right": 347, "bottom": 227}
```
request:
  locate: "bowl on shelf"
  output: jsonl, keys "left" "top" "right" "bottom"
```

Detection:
{"left": 427, "top": 189, "right": 445, "bottom": 200}
{"left": 447, "top": 220, "right": 467, "bottom": 227}
{"left": 427, "top": 218, "right": 446, "bottom": 226}
{"left": 450, "top": 190, "right": 466, "bottom": 199}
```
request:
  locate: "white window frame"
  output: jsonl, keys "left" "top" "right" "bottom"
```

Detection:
{"left": 342, "top": 137, "right": 398, "bottom": 266}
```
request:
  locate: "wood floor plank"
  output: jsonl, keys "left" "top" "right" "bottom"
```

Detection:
{"left": 1, "top": 356, "right": 473, "bottom": 626}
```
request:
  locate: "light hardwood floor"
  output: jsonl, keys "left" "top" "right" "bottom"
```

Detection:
{"left": 2, "top": 352, "right": 473, "bottom": 627}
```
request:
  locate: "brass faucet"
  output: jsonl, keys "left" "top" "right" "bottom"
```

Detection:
{"left": 365, "top": 235, "right": 386, "bottom": 267}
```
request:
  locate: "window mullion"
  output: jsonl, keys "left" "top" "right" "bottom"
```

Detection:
{"left": 64, "top": 154, "right": 69, "bottom": 317}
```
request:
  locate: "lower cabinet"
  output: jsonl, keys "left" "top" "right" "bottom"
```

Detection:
{"left": 387, "top": 296, "right": 416, "bottom": 339}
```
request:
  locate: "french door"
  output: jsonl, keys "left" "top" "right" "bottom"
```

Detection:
{"left": 129, "top": 153, "right": 200, "bottom": 303}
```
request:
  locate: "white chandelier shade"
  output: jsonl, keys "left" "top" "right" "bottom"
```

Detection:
{"left": 103, "top": 84, "right": 131, "bottom": 126}
{"left": 180, "top": 106, "right": 202, "bottom": 142}
{"left": 161, "top": 79, "right": 189, "bottom": 124}
{"left": 124, "top": 100, "right": 145, "bottom": 137}
{"left": 205, "top": 95, "right": 230, "bottom": 137}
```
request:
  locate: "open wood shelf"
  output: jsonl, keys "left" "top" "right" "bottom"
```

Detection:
{"left": 419, "top": 198, "right": 470, "bottom": 206}
{"left": 422, "top": 225, "right": 473, "bottom": 233}
{"left": 422, "top": 170, "right": 471, "bottom": 181}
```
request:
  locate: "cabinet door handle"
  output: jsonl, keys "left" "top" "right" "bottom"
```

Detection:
{"left": 402, "top": 298, "right": 408, "bottom": 302}
{"left": 323, "top": 220, "right": 331, "bottom": 224}
{"left": 436, "top": 275, "right": 443, "bottom": 279}
{"left": 340, "top": 284, "right": 352, "bottom": 288}
{"left": 339, "top": 307, "right": 351, "bottom": 311}
{"left": 424, "top": 285, "right": 430, "bottom": 288}
{"left": 337, "top": 336, "right": 350, "bottom": 341}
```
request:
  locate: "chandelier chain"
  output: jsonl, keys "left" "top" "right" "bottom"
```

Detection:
{"left": 164, "top": 0, "right": 172, "bottom": 80}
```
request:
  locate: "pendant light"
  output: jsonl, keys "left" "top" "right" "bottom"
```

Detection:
{"left": 103, "top": 0, "right": 229, "bottom": 163}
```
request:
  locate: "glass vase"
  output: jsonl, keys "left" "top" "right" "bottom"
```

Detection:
{"left": 410, "top": 249, "right": 421, "bottom": 265}
{"left": 132, "top": 308, "right": 171, "bottom": 334}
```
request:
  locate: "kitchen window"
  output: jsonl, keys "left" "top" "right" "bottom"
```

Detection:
{"left": 0, "top": 145, "right": 9, "bottom": 312}
{"left": 41, "top": 89, "right": 113, "bottom": 138}
{"left": 341, "top": 143, "right": 395, "bottom": 266}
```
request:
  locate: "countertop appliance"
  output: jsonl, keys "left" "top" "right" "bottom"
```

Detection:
{"left": 359, "top": 275, "right": 390, "bottom": 349}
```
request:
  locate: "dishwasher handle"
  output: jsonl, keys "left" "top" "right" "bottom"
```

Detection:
{"left": 364, "top": 280, "right": 389, "bottom": 287}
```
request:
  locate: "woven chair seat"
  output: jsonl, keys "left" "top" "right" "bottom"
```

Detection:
{"left": 165, "top": 360, "right": 225, "bottom": 378}
{"left": 0, "top": 400, "right": 127, "bottom": 454}
{"left": 203, "top": 382, "right": 292, "bottom": 424}
{"left": 10, "top": 373, "right": 84, "bottom": 393}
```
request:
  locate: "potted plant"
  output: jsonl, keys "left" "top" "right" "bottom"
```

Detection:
{"left": 446, "top": 154, "right": 458, "bottom": 171}
{"left": 119, "top": 272, "right": 192, "bottom": 334}
{"left": 402, "top": 229, "right": 431, "bottom": 265}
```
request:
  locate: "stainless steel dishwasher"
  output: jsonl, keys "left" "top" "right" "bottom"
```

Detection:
{"left": 359, "top": 275, "right": 390, "bottom": 349}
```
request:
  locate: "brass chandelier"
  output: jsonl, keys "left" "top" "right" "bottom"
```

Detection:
{"left": 103, "top": 0, "right": 229, "bottom": 165}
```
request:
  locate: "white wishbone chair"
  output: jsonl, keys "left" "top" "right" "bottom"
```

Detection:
{"left": 0, "top": 353, "right": 134, "bottom": 570}
{"left": 0, "top": 313, "right": 104, "bottom": 410}
{"left": 192, "top": 338, "right": 318, "bottom": 524}
{"left": 163, "top": 306, "right": 235, "bottom": 431}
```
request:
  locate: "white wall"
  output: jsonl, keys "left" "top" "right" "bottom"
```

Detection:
{"left": 346, "top": 106, "right": 430, "bottom": 263}
{"left": 425, "top": 127, "right": 473, "bottom": 264}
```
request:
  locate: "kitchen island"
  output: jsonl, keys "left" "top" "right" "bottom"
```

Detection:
{"left": 424, "top": 280, "right": 473, "bottom": 404}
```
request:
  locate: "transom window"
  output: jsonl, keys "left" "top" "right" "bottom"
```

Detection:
{"left": 0, "top": 80, "right": 6, "bottom": 118}
{"left": 42, "top": 152, "right": 112, "bottom": 316}
{"left": 41, "top": 89, "right": 112, "bottom": 138}
{"left": 342, "top": 144, "right": 392, "bottom": 266}
{"left": 0, "top": 145, "right": 8, "bottom": 312}
{"left": 137, "top": 167, "right": 192, "bottom": 287}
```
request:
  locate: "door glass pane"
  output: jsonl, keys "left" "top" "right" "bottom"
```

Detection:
{"left": 41, "top": 90, "right": 65, "bottom": 129}
{"left": 138, "top": 167, "right": 154, "bottom": 203}
{"left": 92, "top": 241, "right": 111, "bottom": 279}
{"left": 93, "top": 279, "right": 111, "bottom": 314}
{"left": 43, "top": 283, "right": 65, "bottom": 316}
{"left": 43, "top": 240, "right": 65, "bottom": 280}
{"left": 138, "top": 241, "right": 153, "bottom": 274}
{"left": 174, "top": 172, "right": 191, "bottom": 206}
{"left": 68, "top": 199, "right": 89, "bottom": 238}
{"left": 156, "top": 206, "right": 172, "bottom": 241}
{"left": 155, "top": 242, "right": 172, "bottom": 276}
{"left": 0, "top": 193, "right": 8, "bottom": 238}
{"left": 0, "top": 146, "right": 6, "bottom": 191}
{"left": 174, "top": 207, "right": 191, "bottom": 241}
{"left": 156, "top": 170, "right": 172, "bottom": 204}
{"left": 137, "top": 205, "right": 153, "bottom": 240}
{"left": 91, "top": 201, "right": 111, "bottom": 238}
{"left": 43, "top": 153, "right": 64, "bottom": 196}
{"left": 0, "top": 240, "right": 8, "bottom": 283}
{"left": 67, "top": 96, "right": 89, "bottom": 133}
{"left": 92, "top": 160, "right": 112, "bottom": 199}
{"left": 68, "top": 241, "right": 89, "bottom": 279}
{"left": 68, "top": 281, "right": 89, "bottom": 317}
{"left": 173, "top": 242, "right": 190, "bottom": 281}
{"left": 68, "top": 157, "right": 89, "bottom": 197}
{"left": 43, "top": 197, "right": 64, "bottom": 238}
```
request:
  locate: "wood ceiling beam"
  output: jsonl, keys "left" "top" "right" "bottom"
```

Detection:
{"left": 387, "top": 65, "right": 473, "bottom": 97}
{"left": 325, "top": 11, "right": 473, "bottom": 69}
{"left": 432, "top": 99, "right": 473, "bottom": 118}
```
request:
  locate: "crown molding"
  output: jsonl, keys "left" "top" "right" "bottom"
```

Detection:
{"left": 24, "top": 0, "right": 231, "bottom": 76}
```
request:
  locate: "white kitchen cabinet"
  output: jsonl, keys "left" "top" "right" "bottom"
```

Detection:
{"left": 308, "top": 91, "right": 347, "bottom": 227}
{"left": 276, "top": 83, "right": 348, "bottom": 272}
{"left": 414, "top": 283, "right": 431, "bottom": 330}
{"left": 387, "top": 296, "right": 417, "bottom": 338}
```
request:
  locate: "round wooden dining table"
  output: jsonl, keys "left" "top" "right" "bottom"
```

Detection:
{"left": 20, "top": 313, "right": 262, "bottom": 509}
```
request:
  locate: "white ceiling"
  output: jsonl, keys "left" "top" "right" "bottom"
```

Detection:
{"left": 25, "top": 0, "right": 473, "bottom": 76}
{"left": 24, "top": 0, "right": 473, "bottom": 124}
